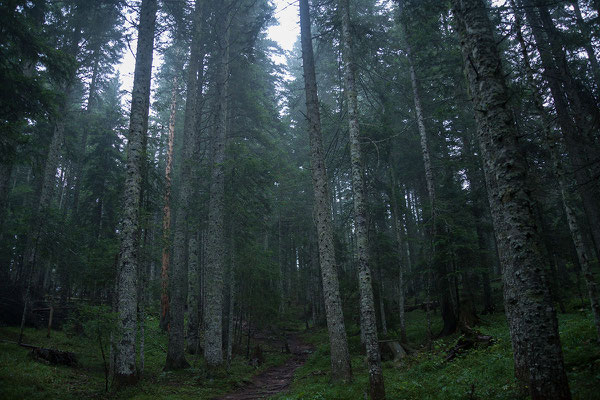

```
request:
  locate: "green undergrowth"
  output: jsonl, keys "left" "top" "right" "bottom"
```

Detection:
{"left": 273, "top": 309, "right": 600, "bottom": 400}
{"left": 2, "top": 308, "right": 599, "bottom": 399}
{"left": 0, "top": 314, "right": 290, "bottom": 399}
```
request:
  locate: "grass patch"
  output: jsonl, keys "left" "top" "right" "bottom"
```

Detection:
{"left": 274, "top": 310, "right": 600, "bottom": 400}
{"left": 2, "top": 308, "right": 598, "bottom": 399}
{"left": 0, "top": 314, "right": 290, "bottom": 400}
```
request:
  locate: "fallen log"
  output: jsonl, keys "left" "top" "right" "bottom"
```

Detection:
{"left": 30, "top": 347, "right": 78, "bottom": 367}
{"left": 1, "top": 340, "right": 78, "bottom": 366}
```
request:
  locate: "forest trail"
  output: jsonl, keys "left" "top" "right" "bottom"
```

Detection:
{"left": 213, "top": 333, "right": 313, "bottom": 400}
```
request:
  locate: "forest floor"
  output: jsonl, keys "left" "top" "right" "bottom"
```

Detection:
{"left": 271, "top": 309, "right": 600, "bottom": 400}
{"left": 214, "top": 333, "right": 313, "bottom": 400}
{"left": 0, "top": 306, "right": 599, "bottom": 399}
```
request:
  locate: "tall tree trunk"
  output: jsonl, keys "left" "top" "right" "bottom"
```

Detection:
{"left": 378, "top": 269, "right": 387, "bottom": 336}
{"left": 165, "top": 0, "right": 205, "bottom": 371}
{"left": 71, "top": 52, "right": 100, "bottom": 217}
{"left": 114, "top": 0, "right": 157, "bottom": 386}
{"left": 399, "top": 5, "right": 457, "bottom": 336}
{"left": 451, "top": 1, "right": 571, "bottom": 398}
{"left": 0, "top": 161, "right": 12, "bottom": 230}
{"left": 187, "top": 234, "right": 200, "bottom": 354}
{"left": 571, "top": 0, "right": 600, "bottom": 90}
{"left": 339, "top": 0, "right": 385, "bottom": 398}
{"left": 18, "top": 117, "right": 66, "bottom": 344}
{"left": 519, "top": 0, "right": 600, "bottom": 256}
{"left": 160, "top": 75, "right": 178, "bottom": 332}
{"left": 20, "top": 15, "right": 83, "bottom": 329}
{"left": 299, "top": 0, "right": 352, "bottom": 382}
{"left": 512, "top": 0, "right": 600, "bottom": 341}
{"left": 227, "top": 235, "right": 235, "bottom": 366}
{"left": 204, "top": 6, "right": 230, "bottom": 369}
{"left": 389, "top": 167, "right": 407, "bottom": 343}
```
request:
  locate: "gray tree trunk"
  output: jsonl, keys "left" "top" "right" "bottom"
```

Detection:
{"left": 187, "top": 234, "right": 200, "bottom": 354}
{"left": 519, "top": 0, "right": 600, "bottom": 257}
{"left": 18, "top": 117, "right": 66, "bottom": 345}
{"left": 451, "top": 1, "right": 571, "bottom": 398}
{"left": 399, "top": 4, "right": 457, "bottom": 336}
{"left": 165, "top": 0, "right": 205, "bottom": 370}
{"left": 339, "top": 0, "right": 385, "bottom": 398}
{"left": 114, "top": 0, "right": 157, "bottom": 385}
{"left": 511, "top": 0, "right": 600, "bottom": 342}
{"left": 227, "top": 236, "right": 235, "bottom": 366}
{"left": 377, "top": 267, "right": 387, "bottom": 336}
{"left": 204, "top": 8, "right": 230, "bottom": 369}
{"left": 571, "top": 0, "right": 600, "bottom": 87}
{"left": 389, "top": 167, "right": 407, "bottom": 343}
{"left": 71, "top": 53, "right": 100, "bottom": 217}
{"left": 299, "top": 0, "right": 353, "bottom": 382}
{"left": 0, "top": 161, "right": 12, "bottom": 230}
{"left": 160, "top": 75, "right": 178, "bottom": 332}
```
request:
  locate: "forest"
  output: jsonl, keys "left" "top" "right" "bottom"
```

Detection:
{"left": 1, "top": 0, "right": 600, "bottom": 398}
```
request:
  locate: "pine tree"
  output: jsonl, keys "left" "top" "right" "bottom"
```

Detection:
{"left": 339, "top": 0, "right": 385, "bottom": 397}
{"left": 114, "top": 0, "right": 158, "bottom": 385}
{"left": 299, "top": 0, "right": 353, "bottom": 382}
{"left": 451, "top": 0, "right": 571, "bottom": 397}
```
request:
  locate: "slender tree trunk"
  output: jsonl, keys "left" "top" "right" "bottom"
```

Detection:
{"left": 227, "top": 235, "right": 235, "bottom": 366}
{"left": 299, "top": 0, "right": 352, "bottom": 382}
{"left": 519, "top": 0, "right": 600, "bottom": 256}
{"left": 0, "top": 161, "right": 12, "bottom": 230}
{"left": 399, "top": 7, "right": 457, "bottom": 336}
{"left": 160, "top": 75, "right": 178, "bottom": 332}
{"left": 339, "top": 0, "right": 384, "bottom": 398}
{"left": 571, "top": 0, "right": 600, "bottom": 89}
{"left": 19, "top": 111, "right": 67, "bottom": 344}
{"left": 204, "top": 6, "right": 230, "bottom": 369}
{"left": 451, "top": 1, "right": 571, "bottom": 398}
{"left": 72, "top": 53, "right": 100, "bottom": 217}
{"left": 278, "top": 213, "right": 285, "bottom": 315}
{"left": 165, "top": 0, "right": 205, "bottom": 371}
{"left": 187, "top": 234, "right": 200, "bottom": 354}
{"left": 389, "top": 167, "right": 407, "bottom": 343}
{"left": 378, "top": 273, "right": 387, "bottom": 336}
{"left": 114, "top": 0, "right": 157, "bottom": 385}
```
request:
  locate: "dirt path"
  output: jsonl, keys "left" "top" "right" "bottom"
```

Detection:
{"left": 213, "top": 334, "right": 313, "bottom": 400}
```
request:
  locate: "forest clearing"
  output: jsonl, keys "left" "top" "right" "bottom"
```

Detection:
{"left": 2, "top": 0, "right": 600, "bottom": 399}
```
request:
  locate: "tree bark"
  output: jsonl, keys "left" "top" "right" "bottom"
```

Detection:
{"left": 204, "top": 6, "right": 230, "bottom": 368}
{"left": 187, "top": 234, "right": 200, "bottom": 354}
{"left": 339, "top": 0, "right": 385, "bottom": 398}
{"left": 114, "top": 0, "right": 157, "bottom": 386}
{"left": 165, "top": 0, "right": 205, "bottom": 371}
{"left": 71, "top": 52, "right": 100, "bottom": 217}
{"left": 571, "top": 0, "right": 600, "bottom": 89}
{"left": 160, "top": 74, "right": 178, "bottom": 332}
{"left": 512, "top": 0, "right": 600, "bottom": 342}
{"left": 389, "top": 167, "right": 407, "bottom": 343}
{"left": 377, "top": 266, "right": 387, "bottom": 336}
{"left": 519, "top": 0, "right": 600, "bottom": 256}
{"left": 227, "top": 235, "right": 235, "bottom": 365}
{"left": 299, "top": 0, "right": 353, "bottom": 382}
{"left": 398, "top": 2, "right": 456, "bottom": 336}
{"left": 451, "top": 1, "right": 571, "bottom": 398}
{"left": 0, "top": 160, "right": 12, "bottom": 230}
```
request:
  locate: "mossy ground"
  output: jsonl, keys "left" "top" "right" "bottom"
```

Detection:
{"left": 273, "top": 309, "right": 600, "bottom": 400}
{"left": 1, "top": 308, "right": 599, "bottom": 399}
{"left": 0, "top": 314, "right": 289, "bottom": 399}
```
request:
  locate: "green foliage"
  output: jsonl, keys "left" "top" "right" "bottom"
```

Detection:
{"left": 274, "top": 311, "right": 600, "bottom": 400}
{"left": 0, "top": 315, "right": 291, "bottom": 400}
